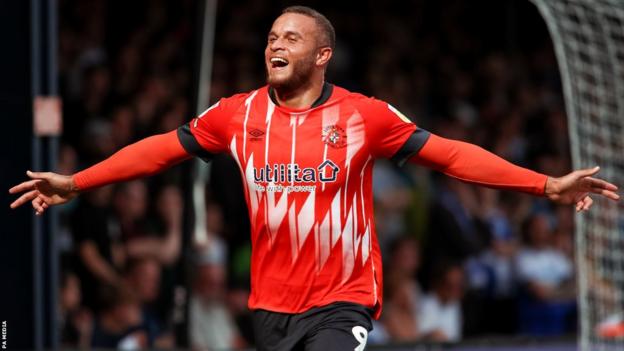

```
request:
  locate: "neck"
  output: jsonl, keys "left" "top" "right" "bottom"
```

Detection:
{"left": 273, "top": 77, "right": 324, "bottom": 109}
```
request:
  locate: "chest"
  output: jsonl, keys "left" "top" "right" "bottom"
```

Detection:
{"left": 228, "top": 106, "right": 370, "bottom": 190}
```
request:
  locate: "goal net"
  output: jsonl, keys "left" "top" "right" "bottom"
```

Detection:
{"left": 530, "top": 0, "right": 624, "bottom": 350}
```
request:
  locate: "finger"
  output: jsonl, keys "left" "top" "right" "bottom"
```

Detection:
{"left": 578, "top": 166, "right": 601, "bottom": 177}
{"left": 598, "top": 190, "right": 620, "bottom": 201}
{"left": 37, "top": 193, "right": 53, "bottom": 204}
{"left": 9, "top": 179, "right": 42, "bottom": 194}
{"left": 32, "top": 197, "right": 47, "bottom": 215}
{"left": 575, "top": 196, "right": 591, "bottom": 212}
{"left": 33, "top": 196, "right": 48, "bottom": 215}
{"left": 26, "top": 170, "right": 53, "bottom": 180}
{"left": 586, "top": 177, "right": 618, "bottom": 191}
{"left": 582, "top": 196, "right": 593, "bottom": 211}
{"left": 576, "top": 200, "right": 583, "bottom": 212}
{"left": 575, "top": 194, "right": 591, "bottom": 212}
{"left": 10, "top": 190, "right": 39, "bottom": 209}
{"left": 587, "top": 183, "right": 620, "bottom": 201}
{"left": 586, "top": 184, "right": 620, "bottom": 200}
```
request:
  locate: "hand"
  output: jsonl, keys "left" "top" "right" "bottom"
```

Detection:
{"left": 9, "top": 170, "right": 80, "bottom": 215}
{"left": 545, "top": 166, "right": 619, "bottom": 212}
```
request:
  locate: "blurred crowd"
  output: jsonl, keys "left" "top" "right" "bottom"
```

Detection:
{"left": 56, "top": 0, "right": 577, "bottom": 349}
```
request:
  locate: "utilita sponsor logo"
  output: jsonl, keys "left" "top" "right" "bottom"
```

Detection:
{"left": 253, "top": 160, "right": 339, "bottom": 183}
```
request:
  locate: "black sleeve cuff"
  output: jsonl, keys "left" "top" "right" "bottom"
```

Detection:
{"left": 390, "top": 128, "right": 431, "bottom": 167}
{"left": 177, "top": 123, "right": 215, "bottom": 162}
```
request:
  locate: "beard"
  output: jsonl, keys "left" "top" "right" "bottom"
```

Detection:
{"left": 266, "top": 55, "right": 316, "bottom": 93}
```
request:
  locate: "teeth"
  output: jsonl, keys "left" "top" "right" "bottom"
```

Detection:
{"left": 270, "top": 57, "right": 288, "bottom": 64}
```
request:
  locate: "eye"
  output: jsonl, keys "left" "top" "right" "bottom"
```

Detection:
{"left": 288, "top": 37, "right": 297, "bottom": 43}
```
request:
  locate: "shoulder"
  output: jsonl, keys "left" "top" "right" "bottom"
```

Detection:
{"left": 220, "top": 88, "right": 265, "bottom": 108}
{"left": 332, "top": 86, "right": 384, "bottom": 107}
{"left": 221, "top": 92, "right": 250, "bottom": 104}
{"left": 332, "top": 88, "right": 384, "bottom": 120}
{"left": 197, "top": 88, "right": 265, "bottom": 118}
{"left": 335, "top": 87, "right": 401, "bottom": 118}
{"left": 336, "top": 87, "right": 415, "bottom": 130}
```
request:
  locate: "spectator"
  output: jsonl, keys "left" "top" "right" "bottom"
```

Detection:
{"left": 422, "top": 174, "right": 491, "bottom": 289}
{"left": 203, "top": 198, "right": 256, "bottom": 346}
{"left": 123, "top": 184, "right": 183, "bottom": 266}
{"left": 189, "top": 240, "right": 245, "bottom": 350}
{"left": 112, "top": 180, "right": 150, "bottom": 244}
{"left": 381, "top": 236, "right": 423, "bottom": 343}
{"left": 471, "top": 188, "right": 520, "bottom": 335}
{"left": 123, "top": 257, "right": 174, "bottom": 348}
{"left": 72, "top": 185, "right": 124, "bottom": 310}
{"left": 91, "top": 284, "right": 148, "bottom": 349}
{"left": 516, "top": 213, "right": 575, "bottom": 300}
{"left": 59, "top": 270, "right": 93, "bottom": 348}
{"left": 382, "top": 281, "right": 419, "bottom": 343}
{"left": 422, "top": 167, "right": 495, "bottom": 337}
{"left": 418, "top": 261, "right": 464, "bottom": 342}
{"left": 515, "top": 213, "right": 576, "bottom": 335}
{"left": 372, "top": 162, "right": 414, "bottom": 252}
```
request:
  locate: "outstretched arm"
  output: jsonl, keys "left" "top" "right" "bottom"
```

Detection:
{"left": 9, "top": 130, "right": 191, "bottom": 215}
{"left": 411, "top": 133, "right": 619, "bottom": 211}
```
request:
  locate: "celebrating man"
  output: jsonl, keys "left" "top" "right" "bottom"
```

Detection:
{"left": 10, "top": 6, "right": 619, "bottom": 351}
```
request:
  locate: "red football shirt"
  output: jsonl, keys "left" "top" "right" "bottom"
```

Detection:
{"left": 178, "top": 84, "right": 427, "bottom": 319}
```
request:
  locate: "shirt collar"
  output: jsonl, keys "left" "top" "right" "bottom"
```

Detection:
{"left": 268, "top": 82, "right": 334, "bottom": 108}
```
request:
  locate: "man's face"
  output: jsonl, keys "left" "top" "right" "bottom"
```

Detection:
{"left": 265, "top": 13, "right": 322, "bottom": 91}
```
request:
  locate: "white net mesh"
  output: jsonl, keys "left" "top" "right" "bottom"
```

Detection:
{"left": 529, "top": 0, "right": 624, "bottom": 350}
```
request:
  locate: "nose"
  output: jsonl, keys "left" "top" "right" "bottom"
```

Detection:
{"left": 269, "top": 38, "right": 285, "bottom": 52}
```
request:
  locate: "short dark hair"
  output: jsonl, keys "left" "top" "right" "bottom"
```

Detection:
{"left": 282, "top": 6, "right": 335, "bottom": 49}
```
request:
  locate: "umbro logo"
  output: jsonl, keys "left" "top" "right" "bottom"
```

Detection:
{"left": 250, "top": 129, "right": 264, "bottom": 137}
{"left": 249, "top": 128, "right": 265, "bottom": 140}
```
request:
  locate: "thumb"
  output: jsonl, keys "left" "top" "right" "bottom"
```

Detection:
{"left": 27, "top": 170, "right": 52, "bottom": 180}
{"left": 575, "top": 166, "right": 600, "bottom": 178}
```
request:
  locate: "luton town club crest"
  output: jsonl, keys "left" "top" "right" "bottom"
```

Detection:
{"left": 322, "top": 125, "right": 347, "bottom": 148}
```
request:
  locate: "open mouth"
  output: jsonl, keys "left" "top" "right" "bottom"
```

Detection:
{"left": 270, "top": 57, "right": 289, "bottom": 69}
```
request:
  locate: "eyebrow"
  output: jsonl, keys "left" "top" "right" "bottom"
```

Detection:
{"left": 268, "top": 30, "right": 303, "bottom": 39}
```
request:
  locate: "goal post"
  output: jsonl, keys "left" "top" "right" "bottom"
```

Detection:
{"left": 529, "top": 0, "right": 624, "bottom": 350}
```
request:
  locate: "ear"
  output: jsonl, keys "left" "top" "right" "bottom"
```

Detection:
{"left": 316, "top": 47, "right": 333, "bottom": 67}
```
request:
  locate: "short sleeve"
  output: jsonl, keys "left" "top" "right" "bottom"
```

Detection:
{"left": 177, "top": 94, "right": 245, "bottom": 161}
{"left": 356, "top": 97, "right": 430, "bottom": 165}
